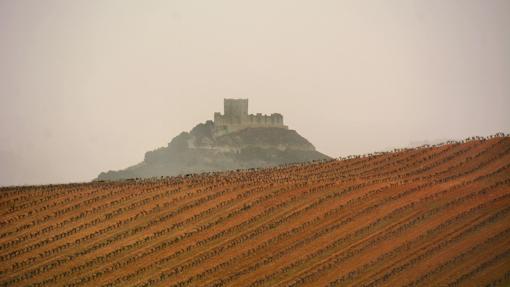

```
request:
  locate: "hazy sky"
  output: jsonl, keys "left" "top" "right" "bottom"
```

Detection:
{"left": 1, "top": 0, "right": 509, "bottom": 186}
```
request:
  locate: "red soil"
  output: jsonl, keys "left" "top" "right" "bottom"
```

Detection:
{"left": 1, "top": 136, "right": 509, "bottom": 287}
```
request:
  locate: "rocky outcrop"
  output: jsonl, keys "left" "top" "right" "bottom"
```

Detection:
{"left": 97, "top": 120, "right": 329, "bottom": 181}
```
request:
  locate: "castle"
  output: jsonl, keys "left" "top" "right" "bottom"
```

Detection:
{"left": 213, "top": 99, "right": 288, "bottom": 136}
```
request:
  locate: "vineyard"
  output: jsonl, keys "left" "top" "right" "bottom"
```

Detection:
{"left": 1, "top": 135, "right": 510, "bottom": 286}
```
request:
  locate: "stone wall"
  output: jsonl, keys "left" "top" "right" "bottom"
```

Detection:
{"left": 213, "top": 99, "right": 287, "bottom": 136}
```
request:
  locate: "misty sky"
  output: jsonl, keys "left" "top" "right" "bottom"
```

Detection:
{"left": 1, "top": 0, "right": 509, "bottom": 186}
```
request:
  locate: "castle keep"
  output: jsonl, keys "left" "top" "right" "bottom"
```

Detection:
{"left": 213, "top": 99, "right": 288, "bottom": 136}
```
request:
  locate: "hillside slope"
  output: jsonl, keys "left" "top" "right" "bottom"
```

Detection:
{"left": 1, "top": 136, "right": 510, "bottom": 286}
{"left": 97, "top": 121, "right": 330, "bottom": 181}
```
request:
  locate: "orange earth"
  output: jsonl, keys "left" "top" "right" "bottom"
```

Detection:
{"left": 1, "top": 136, "right": 509, "bottom": 286}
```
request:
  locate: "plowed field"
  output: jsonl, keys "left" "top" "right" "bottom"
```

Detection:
{"left": 1, "top": 136, "right": 510, "bottom": 286}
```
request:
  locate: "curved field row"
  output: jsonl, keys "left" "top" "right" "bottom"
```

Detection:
{"left": 0, "top": 135, "right": 509, "bottom": 286}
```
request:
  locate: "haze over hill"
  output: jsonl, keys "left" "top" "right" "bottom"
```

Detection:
{"left": 98, "top": 99, "right": 329, "bottom": 180}
{"left": 1, "top": 1, "right": 510, "bottom": 186}
{"left": 1, "top": 135, "right": 509, "bottom": 286}
{"left": 1, "top": 1, "right": 509, "bottom": 285}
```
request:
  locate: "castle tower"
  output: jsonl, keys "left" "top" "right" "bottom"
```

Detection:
{"left": 213, "top": 98, "right": 287, "bottom": 137}
{"left": 223, "top": 98, "right": 248, "bottom": 124}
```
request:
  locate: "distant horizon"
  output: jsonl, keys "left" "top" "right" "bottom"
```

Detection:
{"left": 1, "top": 0, "right": 509, "bottom": 186}
{"left": 0, "top": 132, "right": 507, "bottom": 188}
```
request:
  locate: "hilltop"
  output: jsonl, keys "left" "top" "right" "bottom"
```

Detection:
{"left": 98, "top": 99, "right": 330, "bottom": 181}
{"left": 1, "top": 135, "right": 509, "bottom": 286}
{"left": 97, "top": 122, "right": 329, "bottom": 181}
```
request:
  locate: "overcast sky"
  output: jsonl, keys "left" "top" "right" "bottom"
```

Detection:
{"left": 0, "top": 0, "right": 509, "bottom": 186}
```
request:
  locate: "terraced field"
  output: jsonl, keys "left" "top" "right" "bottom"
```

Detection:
{"left": 1, "top": 135, "right": 510, "bottom": 287}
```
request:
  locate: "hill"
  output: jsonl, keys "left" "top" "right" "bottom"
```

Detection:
{"left": 1, "top": 135, "right": 510, "bottom": 286}
{"left": 97, "top": 122, "right": 330, "bottom": 181}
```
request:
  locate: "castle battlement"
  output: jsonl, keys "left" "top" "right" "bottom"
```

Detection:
{"left": 213, "top": 99, "right": 288, "bottom": 136}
